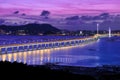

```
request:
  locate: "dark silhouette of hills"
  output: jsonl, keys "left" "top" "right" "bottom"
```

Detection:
{"left": 0, "top": 61, "right": 95, "bottom": 80}
{"left": 0, "top": 23, "right": 61, "bottom": 35}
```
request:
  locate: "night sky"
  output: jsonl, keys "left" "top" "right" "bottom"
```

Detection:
{"left": 0, "top": 0, "right": 120, "bottom": 15}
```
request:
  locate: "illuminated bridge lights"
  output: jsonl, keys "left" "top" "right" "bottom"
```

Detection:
{"left": 0, "top": 37, "right": 98, "bottom": 54}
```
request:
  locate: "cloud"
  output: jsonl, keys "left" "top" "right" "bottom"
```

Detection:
{"left": 0, "top": 0, "right": 120, "bottom": 15}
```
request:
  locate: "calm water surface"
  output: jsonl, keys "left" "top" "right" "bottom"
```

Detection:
{"left": 0, "top": 37, "right": 120, "bottom": 67}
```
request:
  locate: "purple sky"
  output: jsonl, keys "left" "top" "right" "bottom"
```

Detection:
{"left": 0, "top": 0, "right": 120, "bottom": 15}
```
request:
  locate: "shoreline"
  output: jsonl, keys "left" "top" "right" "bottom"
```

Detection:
{"left": 34, "top": 63, "right": 120, "bottom": 74}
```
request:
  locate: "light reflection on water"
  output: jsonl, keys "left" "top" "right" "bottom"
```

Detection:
{"left": 1, "top": 42, "right": 100, "bottom": 67}
{"left": 0, "top": 37, "right": 120, "bottom": 67}
{"left": 1, "top": 50, "right": 99, "bottom": 66}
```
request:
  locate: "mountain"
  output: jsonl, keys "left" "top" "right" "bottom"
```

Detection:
{"left": 0, "top": 23, "right": 61, "bottom": 35}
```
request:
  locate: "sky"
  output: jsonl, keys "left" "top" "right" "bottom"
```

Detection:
{"left": 0, "top": 0, "right": 120, "bottom": 15}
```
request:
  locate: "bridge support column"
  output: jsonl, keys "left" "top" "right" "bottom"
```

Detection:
{"left": 5, "top": 48, "right": 8, "bottom": 54}
{"left": 18, "top": 46, "right": 21, "bottom": 52}
{"left": 38, "top": 44, "right": 41, "bottom": 50}
{"left": 59, "top": 43, "right": 61, "bottom": 47}
{"left": 22, "top": 46, "right": 25, "bottom": 52}
{"left": 43, "top": 44, "right": 45, "bottom": 49}
{"left": 31, "top": 45, "right": 34, "bottom": 50}
{"left": 44, "top": 44, "right": 46, "bottom": 49}
{"left": 68, "top": 42, "right": 70, "bottom": 46}
{"left": 28, "top": 45, "right": 31, "bottom": 51}
{"left": 12, "top": 47, "right": 14, "bottom": 53}
{"left": 17, "top": 47, "right": 19, "bottom": 52}
{"left": 69, "top": 42, "right": 71, "bottom": 46}
{"left": 36, "top": 45, "right": 39, "bottom": 50}
{"left": 0, "top": 48, "right": 1, "bottom": 54}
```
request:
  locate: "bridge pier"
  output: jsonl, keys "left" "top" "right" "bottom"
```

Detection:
{"left": 5, "top": 48, "right": 8, "bottom": 54}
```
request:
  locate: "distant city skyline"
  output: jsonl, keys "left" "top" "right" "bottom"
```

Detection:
{"left": 0, "top": 0, "right": 120, "bottom": 15}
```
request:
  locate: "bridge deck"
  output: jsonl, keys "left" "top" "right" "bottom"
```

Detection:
{"left": 0, "top": 36, "right": 94, "bottom": 48}
{"left": 0, "top": 36, "right": 98, "bottom": 54}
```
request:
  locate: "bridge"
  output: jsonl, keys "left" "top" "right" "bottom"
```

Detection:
{"left": 0, "top": 36, "right": 98, "bottom": 54}
{"left": 97, "top": 33, "right": 120, "bottom": 38}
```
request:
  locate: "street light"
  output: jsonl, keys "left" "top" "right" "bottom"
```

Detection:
{"left": 97, "top": 23, "right": 99, "bottom": 35}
